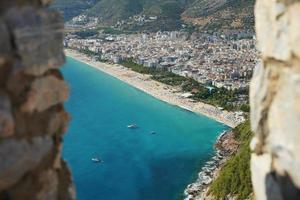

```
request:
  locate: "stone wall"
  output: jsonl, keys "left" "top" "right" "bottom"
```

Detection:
{"left": 0, "top": 0, "right": 74, "bottom": 199}
{"left": 250, "top": 0, "right": 300, "bottom": 199}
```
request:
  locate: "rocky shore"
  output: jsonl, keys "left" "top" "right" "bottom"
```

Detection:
{"left": 184, "top": 130, "right": 239, "bottom": 200}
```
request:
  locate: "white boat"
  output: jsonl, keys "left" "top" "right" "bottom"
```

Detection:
{"left": 91, "top": 157, "right": 102, "bottom": 163}
{"left": 127, "top": 124, "right": 138, "bottom": 129}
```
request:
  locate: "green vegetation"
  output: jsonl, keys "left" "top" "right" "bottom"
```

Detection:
{"left": 74, "top": 29, "right": 98, "bottom": 38}
{"left": 183, "top": 24, "right": 198, "bottom": 34}
{"left": 240, "top": 104, "right": 250, "bottom": 113}
{"left": 51, "top": 0, "right": 99, "bottom": 20}
{"left": 102, "top": 27, "right": 124, "bottom": 35}
{"left": 152, "top": 72, "right": 187, "bottom": 86}
{"left": 78, "top": 49, "right": 97, "bottom": 56}
{"left": 121, "top": 59, "right": 187, "bottom": 85}
{"left": 209, "top": 121, "right": 253, "bottom": 200}
{"left": 160, "top": 2, "right": 183, "bottom": 19}
{"left": 53, "top": 0, "right": 254, "bottom": 32}
{"left": 120, "top": 59, "right": 248, "bottom": 111}
{"left": 121, "top": 59, "right": 155, "bottom": 74}
{"left": 87, "top": 0, "right": 142, "bottom": 24}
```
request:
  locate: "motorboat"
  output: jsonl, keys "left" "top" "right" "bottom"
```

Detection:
{"left": 91, "top": 157, "right": 102, "bottom": 163}
{"left": 127, "top": 124, "right": 138, "bottom": 129}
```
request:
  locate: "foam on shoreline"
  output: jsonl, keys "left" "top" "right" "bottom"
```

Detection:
{"left": 184, "top": 130, "right": 235, "bottom": 199}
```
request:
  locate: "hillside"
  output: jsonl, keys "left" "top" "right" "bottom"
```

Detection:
{"left": 185, "top": 121, "right": 253, "bottom": 199}
{"left": 182, "top": 0, "right": 255, "bottom": 31}
{"left": 51, "top": 0, "right": 255, "bottom": 31}
{"left": 209, "top": 121, "right": 253, "bottom": 199}
{"left": 51, "top": 0, "right": 100, "bottom": 20}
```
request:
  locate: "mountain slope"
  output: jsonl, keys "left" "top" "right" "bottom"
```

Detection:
{"left": 52, "top": 0, "right": 255, "bottom": 31}
{"left": 182, "top": 0, "right": 255, "bottom": 31}
{"left": 86, "top": 0, "right": 189, "bottom": 23}
{"left": 87, "top": 0, "right": 143, "bottom": 24}
{"left": 51, "top": 0, "right": 100, "bottom": 20}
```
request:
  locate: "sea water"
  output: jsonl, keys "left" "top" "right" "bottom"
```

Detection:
{"left": 61, "top": 57, "right": 228, "bottom": 200}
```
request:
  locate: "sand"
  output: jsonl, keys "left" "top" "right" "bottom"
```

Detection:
{"left": 65, "top": 49, "right": 240, "bottom": 128}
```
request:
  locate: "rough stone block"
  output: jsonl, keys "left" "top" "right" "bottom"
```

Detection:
{"left": 252, "top": 0, "right": 300, "bottom": 199}
{"left": 268, "top": 69, "right": 300, "bottom": 187}
{"left": 36, "top": 170, "right": 58, "bottom": 200}
{"left": 0, "top": 20, "right": 11, "bottom": 64}
{"left": 289, "top": 3, "right": 300, "bottom": 58}
{"left": 0, "top": 20, "right": 12, "bottom": 87}
{"left": 0, "top": 0, "right": 72, "bottom": 198}
{"left": 250, "top": 62, "right": 278, "bottom": 149}
{"left": 250, "top": 63, "right": 268, "bottom": 135}
{"left": 21, "top": 75, "right": 69, "bottom": 113}
{"left": 251, "top": 153, "right": 272, "bottom": 200}
{"left": 7, "top": 169, "right": 59, "bottom": 200}
{"left": 0, "top": 91, "right": 14, "bottom": 138}
{"left": 53, "top": 143, "right": 62, "bottom": 169}
{"left": 0, "top": 1, "right": 40, "bottom": 14}
{"left": 57, "top": 160, "right": 76, "bottom": 200}
{"left": 6, "top": 62, "right": 36, "bottom": 105}
{"left": 4, "top": 7, "right": 65, "bottom": 76}
{"left": 0, "top": 137, "right": 53, "bottom": 190}
{"left": 48, "top": 109, "right": 70, "bottom": 135}
{"left": 255, "top": 0, "right": 291, "bottom": 61}
{"left": 40, "top": 0, "right": 52, "bottom": 6}
{"left": 14, "top": 108, "right": 69, "bottom": 137}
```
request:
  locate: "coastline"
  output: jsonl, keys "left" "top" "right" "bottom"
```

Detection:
{"left": 64, "top": 49, "right": 241, "bottom": 128}
{"left": 184, "top": 129, "right": 238, "bottom": 200}
{"left": 64, "top": 49, "right": 242, "bottom": 199}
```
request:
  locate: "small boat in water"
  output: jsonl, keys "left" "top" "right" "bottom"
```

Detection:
{"left": 91, "top": 157, "right": 102, "bottom": 163}
{"left": 127, "top": 124, "right": 138, "bottom": 129}
{"left": 150, "top": 131, "right": 156, "bottom": 134}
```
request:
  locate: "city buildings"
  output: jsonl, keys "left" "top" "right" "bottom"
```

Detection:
{"left": 65, "top": 31, "right": 258, "bottom": 91}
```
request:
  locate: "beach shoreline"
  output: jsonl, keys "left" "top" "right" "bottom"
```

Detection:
{"left": 64, "top": 49, "right": 241, "bottom": 128}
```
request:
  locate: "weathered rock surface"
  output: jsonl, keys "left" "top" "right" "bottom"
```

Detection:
{"left": 289, "top": 3, "right": 300, "bottom": 59}
{"left": 21, "top": 75, "right": 69, "bottom": 113}
{"left": 251, "top": 1, "right": 300, "bottom": 200}
{"left": 0, "top": 20, "right": 11, "bottom": 61}
{"left": 0, "top": 91, "right": 14, "bottom": 138}
{"left": 0, "top": 1, "right": 74, "bottom": 199}
{"left": 0, "top": 137, "right": 52, "bottom": 190}
{"left": 5, "top": 7, "right": 65, "bottom": 76}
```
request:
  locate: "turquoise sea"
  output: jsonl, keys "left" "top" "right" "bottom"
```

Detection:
{"left": 61, "top": 57, "right": 228, "bottom": 200}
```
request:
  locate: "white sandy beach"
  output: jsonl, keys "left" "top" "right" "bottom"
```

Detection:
{"left": 65, "top": 49, "right": 241, "bottom": 128}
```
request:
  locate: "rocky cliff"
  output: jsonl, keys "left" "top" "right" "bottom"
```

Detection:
{"left": 250, "top": 0, "right": 300, "bottom": 199}
{"left": 0, "top": 0, "right": 74, "bottom": 199}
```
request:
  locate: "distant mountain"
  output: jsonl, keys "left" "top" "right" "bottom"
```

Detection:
{"left": 51, "top": 0, "right": 254, "bottom": 31}
{"left": 182, "top": 0, "right": 255, "bottom": 31}
{"left": 86, "top": 0, "right": 143, "bottom": 24}
{"left": 83, "top": 0, "right": 189, "bottom": 24}
{"left": 51, "top": 0, "right": 100, "bottom": 21}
